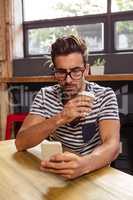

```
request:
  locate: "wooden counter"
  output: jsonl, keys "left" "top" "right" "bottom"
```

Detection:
{"left": 1, "top": 74, "right": 133, "bottom": 83}
{"left": 0, "top": 140, "right": 133, "bottom": 200}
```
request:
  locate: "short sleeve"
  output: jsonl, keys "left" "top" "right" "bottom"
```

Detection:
{"left": 30, "top": 88, "right": 47, "bottom": 117}
{"left": 98, "top": 88, "right": 119, "bottom": 121}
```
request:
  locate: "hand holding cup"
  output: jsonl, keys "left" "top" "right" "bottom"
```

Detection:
{"left": 78, "top": 91, "right": 95, "bottom": 117}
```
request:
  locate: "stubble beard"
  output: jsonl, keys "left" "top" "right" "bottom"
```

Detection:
{"left": 61, "top": 82, "right": 83, "bottom": 104}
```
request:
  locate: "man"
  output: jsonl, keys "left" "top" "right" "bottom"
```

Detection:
{"left": 15, "top": 35, "right": 120, "bottom": 179}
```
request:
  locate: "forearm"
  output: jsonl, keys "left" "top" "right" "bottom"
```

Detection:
{"left": 15, "top": 112, "right": 66, "bottom": 151}
{"left": 82, "top": 141, "right": 120, "bottom": 174}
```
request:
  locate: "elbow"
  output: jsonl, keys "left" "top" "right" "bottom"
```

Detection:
{"left": 15, "top": 138, "right": 22, "bottom": 151}
{"left": 15, "top": 133, "right": 25, "bottom": 152}
{"left": 112, "top": 142, "right": 120, "bottom": 161}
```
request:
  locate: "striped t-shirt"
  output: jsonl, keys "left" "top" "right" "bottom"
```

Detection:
{"left": 30, "top": 81, "right": 119, "bottom": 156}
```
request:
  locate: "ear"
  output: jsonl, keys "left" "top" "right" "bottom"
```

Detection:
{"left": 84, "top": 64, "right": 90, "bottom": 77}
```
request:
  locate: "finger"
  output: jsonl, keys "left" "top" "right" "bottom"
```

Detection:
{"left": 41, "top": 161, "right": 69, "bottom": 170}
{"left": 41, "top": 166, "right": 74, "bottom": 175}
{"left": 50, "top": 152, "right": 78, "bottom": 162}
{"left": 77, "top": 102, "right": 93, "bottom": 108}
{"left": 77, "top": 96, "right": 94, "bottom": 103}
{"left": 77, "top": 107, "right": 92, "bottom": 114}
{"left": 61, "top": 174, "right": 73, "bottom": 179}
{"left": 42, "top": 159, "right": 79, "bottom": 171}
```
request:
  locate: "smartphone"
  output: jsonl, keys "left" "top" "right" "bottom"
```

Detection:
{"left": 41, "top": 140, "right": 63, "bottom": 160}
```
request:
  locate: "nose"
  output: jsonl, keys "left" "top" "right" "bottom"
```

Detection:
{"left": 65, "top": 74, "right": 72, "bottom": 83}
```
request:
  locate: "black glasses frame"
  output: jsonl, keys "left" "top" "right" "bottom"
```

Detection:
{"left": 54, "top": 68, "right": 85, "bottom": 80}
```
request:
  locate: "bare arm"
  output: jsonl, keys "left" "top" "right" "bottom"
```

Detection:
{"left": 15, "top": 113, "right": 66, "bottom": 151}
{"left": 82, "top": 119, "right": 120, "bottom": 173}
{"left": 41, "top": 119, "right": 120, "bottom": 179}
{"left": 15, "top": 95, "right": 92, "bottom": 151}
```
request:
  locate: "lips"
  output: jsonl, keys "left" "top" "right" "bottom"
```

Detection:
{"left": 64, "top": 84, "right": 76, "bottom": 90}
{"left": 63, "top": 90, "right": 77, "bottom": 100}
{"left": 65, "top": 87, "right": 74, "bottom": 91}
{"left": 62, "top": 84, "right": 78, "bottom": 98}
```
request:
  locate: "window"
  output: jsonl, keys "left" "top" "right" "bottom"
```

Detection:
{"left": 23, "top": 0, "right": 107, "bottom": 21}
{"left": 23, "top": 0, "right": 133, "bottom": 56}
{"left": 112, "top": 0, "right": 133, "bottom": 12}
{"left": 28, "top": 23, "right": 104, "bottom": 55}
{"left": 114, "top": 20, "right": 133, "bottom": 51}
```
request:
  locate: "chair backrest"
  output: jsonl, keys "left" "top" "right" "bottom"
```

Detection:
{"left": 5, "top": 113, "right": 28, "bottom": 140}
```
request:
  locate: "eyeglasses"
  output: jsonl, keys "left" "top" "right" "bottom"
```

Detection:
{"left": 54, "top": 67, "right": 85, "bottom": 80}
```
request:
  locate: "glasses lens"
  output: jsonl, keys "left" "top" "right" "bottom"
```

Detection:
{"left": 71, "top": 69, "right": 84, "bottom": 79}
{"left": 55, "top": 72, "right": 66, "bottom": 79}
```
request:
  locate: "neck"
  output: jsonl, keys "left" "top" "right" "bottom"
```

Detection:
{"left": 79, "top": 79, "right": 86, "bottom": 92}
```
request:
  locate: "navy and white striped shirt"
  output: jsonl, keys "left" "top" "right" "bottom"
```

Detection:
{"left": 30, "top": 81, "right": 119, "bottom": 156}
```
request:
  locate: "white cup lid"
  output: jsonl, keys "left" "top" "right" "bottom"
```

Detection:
{"left": 78, "top": 91, "right": 95, "bottom": 99}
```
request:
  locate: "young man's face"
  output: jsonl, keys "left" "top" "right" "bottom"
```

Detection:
{"left": 54, "top": 52, "right": 88, "bottom": 99}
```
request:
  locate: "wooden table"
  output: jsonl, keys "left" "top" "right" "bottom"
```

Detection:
{"left": 0, "top": 140, "right": 133, "bottom": 200}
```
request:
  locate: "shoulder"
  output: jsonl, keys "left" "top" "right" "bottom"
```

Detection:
{"left": 39, "top": 84, "right": 61, "bottom": 97}
{"left": 86, "top": 81, "right": 116, "bottom": 98}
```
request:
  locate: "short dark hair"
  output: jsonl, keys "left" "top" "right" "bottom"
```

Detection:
{"left": 51, "top": 35, "right": 88, "bottom": 66}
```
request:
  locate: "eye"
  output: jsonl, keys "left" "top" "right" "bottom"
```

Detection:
{"left": 71, "top": 67, "right": 81, "bottom": 72}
